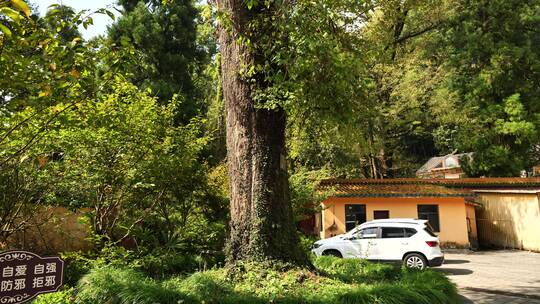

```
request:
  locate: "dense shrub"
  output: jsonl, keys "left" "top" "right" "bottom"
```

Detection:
{"left": 60, "top": 252, "right": 95, "bottom": 287}
{"left": 61, "top": 245, "right": 207, "bottom": 286}
{"left": 313, "top": 255, "right": 399, "bottom": 283}
{"left": 299, "top": 234, "right": 319, "bottom": 256}
{"left": 135, "top": 248, "right": 202, "bottom": 278}
{"left": 72, "top": 257, "right": 459, "bottom": 304}
{"left": 76, "top": 266, "right": 181, "bottom": 304}
{"left": 32, "top": 288, "right": 75, "bottom": 304}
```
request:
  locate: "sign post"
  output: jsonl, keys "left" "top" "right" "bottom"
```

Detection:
{"left": 0, "top": 251, "right": 64, "bottom": 304}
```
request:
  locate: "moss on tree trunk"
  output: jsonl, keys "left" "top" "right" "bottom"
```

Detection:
{"left": 216, "top": 0, "right": 308, "bottom": 266}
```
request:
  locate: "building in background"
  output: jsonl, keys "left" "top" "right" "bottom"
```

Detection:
{"left": 533, "top": 165, "right": 540, "bottom": 176}
{"left": 416, "top": 153, "right": 473, "bottom": 179}
{"left": 317, "top": 178, "right": 479, "bottom": 249}
{"left": 316, "top": 178, "right": 540, "bottom": 251}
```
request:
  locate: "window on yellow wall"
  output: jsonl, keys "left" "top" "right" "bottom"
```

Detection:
{"left": 345, "top": 204, "right": 366, "bottom": 231}
{"left": 417, "top": 204, "right": 440, "bottom": 232}
{"left": 374, "top": 210, "right": 389, "bottom": 219}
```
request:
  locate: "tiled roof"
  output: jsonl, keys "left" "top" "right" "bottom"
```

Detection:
{"left": 327, "top": 183, "right": 472, "bottom": 197}
{"left": 319, "top": 177, "right": 540, "bottom": 197}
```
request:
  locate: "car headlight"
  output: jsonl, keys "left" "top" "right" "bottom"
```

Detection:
{"left": 311, "top": 242, "right": 322, "bottom": 249}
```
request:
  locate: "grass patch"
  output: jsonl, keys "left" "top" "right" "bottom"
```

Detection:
{"left": 313, "top": 255, "right": 399, "bottom": 283}
{"left": 42, "top": 256, "right": 459, "bottom": 304}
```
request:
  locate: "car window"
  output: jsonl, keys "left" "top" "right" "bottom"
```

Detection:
{"left": 404, "top": 228, "right": 417, "bottom": 237}
{"left": 424, "top": 224, "right": 437, "bottom": 237}
{"left": 381, "top": 227, "right": 405, "bottom": 238}
{"left": 356, "top": 227, "right": 378, "bottom": 239}
{"left": 424, "top": 228, "right": 437, "bottom": 237}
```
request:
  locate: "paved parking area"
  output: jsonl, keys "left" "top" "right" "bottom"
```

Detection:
{"left": 438, "top": 250, "right": 540, "bottom": 304}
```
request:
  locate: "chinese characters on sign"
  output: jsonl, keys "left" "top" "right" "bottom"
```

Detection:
{"left": 0, "top": 251, "right": 64, "bottom": 304}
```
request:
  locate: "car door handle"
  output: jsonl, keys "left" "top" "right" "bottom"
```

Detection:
{"left": 401, "top": 242, "right": 408, "bottom": 245}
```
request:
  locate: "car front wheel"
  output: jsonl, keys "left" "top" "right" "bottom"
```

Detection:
{"left": 403, "top": 253, "right": 427, "bottom": 270}
{"left": 322, "top": 250, "right": 342, "bottom": 258}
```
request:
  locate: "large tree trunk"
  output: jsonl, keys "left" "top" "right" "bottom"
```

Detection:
{"left": 216, "top": 0, "right": 306, "bottom": 265}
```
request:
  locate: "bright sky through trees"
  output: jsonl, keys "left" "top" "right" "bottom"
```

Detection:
{"left": 35, "top": 0, "right": 119, "bottom": 39}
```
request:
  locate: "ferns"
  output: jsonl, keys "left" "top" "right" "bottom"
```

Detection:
{"left": 69, "top": 257, "right": 460, "bottom": 304}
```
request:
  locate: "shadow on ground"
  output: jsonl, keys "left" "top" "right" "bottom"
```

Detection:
{"left": 459, "top": 294, "right": 474, "bottom": 304}
{"left": 443, "top": 259, "right": 470, "bottom": 265}
{"left": 437, "top": 268, "right": 473, "bottom": 275}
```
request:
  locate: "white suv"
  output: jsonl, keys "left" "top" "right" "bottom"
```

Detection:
{"left": 311, "top": 219, "right": 444, "bottom": 269}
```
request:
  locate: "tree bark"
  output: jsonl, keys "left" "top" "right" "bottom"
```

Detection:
{"left": 216, "top": 0, "right": 306, "bottom": 265}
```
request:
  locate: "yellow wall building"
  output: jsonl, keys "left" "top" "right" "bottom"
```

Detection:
{"left": 317, "top": 178, "right": 540, "bottom": 251}
{"left": 4, "top": 206, "right": 93, "bottom": 254}
{"left": 474, "top": 190, "right": 540, "bottom": 251}
{"left": 317, "top": 179, "right": 478, "bottom": 248}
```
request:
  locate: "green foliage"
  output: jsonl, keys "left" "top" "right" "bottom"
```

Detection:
{"left": 32, "top": 288, "right": 75, "bottom": 304}
{"left": 280, "top": 0, "right": 449, "bottom": 178}
{"left": 1, "top": 1, "right": 226, "bottom": 280}
{"left": 43, "top": 5, "right": 80, "bottom": 42}
{"left": 60, "top": 251, "right": 95, "bottom": 287}
{"left": 77, "top": 266, "right": 180, "bottom": 304}
{"left": 61, "top": 246, "right": 206, "bottom": 286}
{"left": 459, "top": 93, "right": 538, "bottom": 176}
{"left": 282, "top": 0, "right": 539, "bottom": 178}
{"left": 30, "top": 80, "right": 210, "bottom": 247}
{"left": 74, "top": 257, "right": 459, "bottom": 304}
{"left": 28, "top": 79, "right": 227, "bottom": 275}
{"left": 289, "top": 169, "right": 332, "bottom": 221}
{"left": 108, "top": 0, "right": 213, "bottom": 123}
{"left": 0, "top": 161, "right": 45, "bottom": 244}
{"left": 313, "top": 256, "right": 399, "bottom": 283}
{"left": 298, "top": 234, "right": 318, "bottom": 257}
{"left": 433, "top": 0, "right": 540, "bottom": 176}
{"left": 0, "top": 0, "right": 118, "bottom": 164}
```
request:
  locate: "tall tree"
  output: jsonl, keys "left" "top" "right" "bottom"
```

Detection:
{"left": 286, "top": 0, "right": 448, "bottom": 179}
{"left": 109, "top": 0, "right": 205, "bottom": 121}
{"left": 433, "top": 0, "right": 540, "bottom": 176}
{"left": 215, "top": 0, "right": 306, "bottom": 264}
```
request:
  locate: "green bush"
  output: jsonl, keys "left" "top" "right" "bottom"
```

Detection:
{"left": 163, "top": 272, "right": 236, "bottom": 303}
{"left": 313, "top": 255, "right": 399, "bottom": 283}
{"left": 32, "top": 288, "right": 75, "bottom": 304}
{"left": 61, "top": 245, "right": 205, "bottom": 286}
{"left": 299, "top": 234, "right": 319, "bottom": 257}
{"left": 77, "top": 266, "right": 182, "bottom": 304}
{"left": 74, "top": 257, "right": 459, "bottom": 304}
{"left": 60, "top": 252, "right": 95, "bottom": 287}
{"left": 135, "top": 248, "right": 201, "bottom": 278}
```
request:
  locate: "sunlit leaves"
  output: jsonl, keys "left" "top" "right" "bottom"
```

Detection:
{"left": 10, "top": 0, "right": 30, "bottom": 17}
{"left": 246, "top": 0, "right": 258, "bottom": 10}
{"left": 96, "top": 8, "right": 116, "bottom": 20}
{"left": 0, "top": 0, "right": 29, "bottom": 39}
{"left": 0, "top": 23, "right": 11, "bottom": 37}
{"left": 0, "top": 7, "right": 22, "bottom": 22}
{"left": 82, "top": 16, "right": 93, "bottom": 29}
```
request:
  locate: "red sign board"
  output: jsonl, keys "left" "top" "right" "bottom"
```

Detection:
{"left": 0, "top": 251, "right": 64, "bottom": 304}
